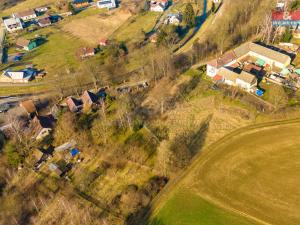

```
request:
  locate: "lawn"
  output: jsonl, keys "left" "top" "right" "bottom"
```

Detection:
{"left": 113, "top": 12, "right": 160, "bottom": 43}
{"left": 19, "top": 26, "right": 87, "bottom": 76}
{"left": 151, "top": 121, "right": 300, "bottom": 225}
{"left": 151, "top": 190, "right": 255, "bottom": 225}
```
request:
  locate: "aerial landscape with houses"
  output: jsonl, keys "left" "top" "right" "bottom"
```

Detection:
{"left": 0, "top": 0, "right": 300, "bottom": 225}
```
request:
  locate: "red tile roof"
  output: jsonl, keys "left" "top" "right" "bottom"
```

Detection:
{"left": 213, "top": 74, "right": 223, "bottom": 81}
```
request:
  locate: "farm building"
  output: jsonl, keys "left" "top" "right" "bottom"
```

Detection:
{"left": 16, "top": 38, "right": 38, "bottom": 51}
{"left": 234, "top": 42, "right": 291, "bottom": 69}
{"left": 97, "top": 0, "right": 116, "bottom": 9}
{"left": 13, "top": 9, "right": 37, "bottom": 21}
{"left": 207, "top": 42, "right": 292, "bottom": 78}
{"left": 150, "top": 0, "right": 168, "bottom": 12}
{"left": 3, "top": 18, "right": 23, "bottom": 32}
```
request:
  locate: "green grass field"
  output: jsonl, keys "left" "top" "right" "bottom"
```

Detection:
{"left": 151, "top": 190, "right": 254, "bottom": 225}
{"left": 113, "top": 12, "right": 160, "bottom": 43}
{"left": 151, "top": 121, "right": 300, "bottom": 225}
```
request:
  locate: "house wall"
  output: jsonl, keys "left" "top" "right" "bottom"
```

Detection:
{"left": 224, "top": 79, "right": 235, "bottom": 86}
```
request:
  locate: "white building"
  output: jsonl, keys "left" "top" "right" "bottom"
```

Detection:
{"left": 3, "top": 18, "right": 23, "bottom": 33}
{"left": 13, "top": 9, "right": 37, "bottom": 21}
{"left": 97, "top": 0, "right": 116, "bottom": 9}
{"left": 164, "top": 13, "right": 182, "bottom": 25}
{"left": 150, "top": 0, "right": 168, "bottom": 12}
{"left": 3, "top": 69, "right": 36, "bottom": 83}
{"left": 206, "top": 51, "right": 237, "bottom": 77}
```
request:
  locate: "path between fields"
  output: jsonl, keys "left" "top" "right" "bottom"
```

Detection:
{"left": 148, "top": 117, "right": 300, "bottom": 224}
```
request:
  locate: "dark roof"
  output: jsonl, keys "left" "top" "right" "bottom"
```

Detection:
{"left": 73, "top": 0, "right": 90, "bottom": 4}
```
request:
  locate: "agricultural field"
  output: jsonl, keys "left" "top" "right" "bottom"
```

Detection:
{"left": 151, "top": 120, "right": 300, "bottom": 225}
{"left": 62, "top": 8, "right": 132, "bottom": 44}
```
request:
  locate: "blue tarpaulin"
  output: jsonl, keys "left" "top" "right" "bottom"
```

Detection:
{"left": 70, "top": 148, "right": 79, "bottom": 156}
{"left": 256, "top": 89, "right": 264, "bottom": 97}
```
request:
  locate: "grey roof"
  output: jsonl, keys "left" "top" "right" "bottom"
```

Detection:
{"left": 218, "top": 67, "right": 238, "bottom": 82}
{"left": 237, "top": 71, "right": 257, "bottom": 84}
{"left": 234, "top": 42, "right": 291, "bottom": 65}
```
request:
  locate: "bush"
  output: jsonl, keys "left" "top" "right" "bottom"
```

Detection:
{"left": 4, "top": 143, "right": 22, "bottom": 168}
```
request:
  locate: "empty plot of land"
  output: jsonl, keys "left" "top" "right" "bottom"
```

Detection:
{"left": 63, "top": 9, "right": 132, "bottom": 44}
{"left": 152, "top": 121, "right": 300, "bottom": 225}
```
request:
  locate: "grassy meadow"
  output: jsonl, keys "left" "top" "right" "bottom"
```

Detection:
{"left": 150, "top": 121, "right": 300, "bottom": 225}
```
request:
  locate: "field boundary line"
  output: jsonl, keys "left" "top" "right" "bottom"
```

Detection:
{"left": 147, "top": 117, "right": 300, "bottom": 224}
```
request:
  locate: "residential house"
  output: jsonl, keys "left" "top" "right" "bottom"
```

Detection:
{"left": 97, "top": 0, "right": 116, "bottom": 9}
{"left": 30, "top": 115, "right": 55, "bottom": 140}
{"left": 81, "top": 90, "right": 98, "bottom": 108}
{"left": 66, "top": 97, "right": 83, "bottom": 112}
{"left": 37, "top": 17, "right": 51, "bottom": 27}
{"left": 164, "top": 13, "right": 182, "bottom": 25}
{"left": 150, "top": 0, "right": 168, "bottom": 12}
{"left": 235, "top": 71, "right": 257, "bottom": 91}
{"left": 20, "top": 99, "right": 37, "bottom": 117}
{"left": 13, "top": 9, "right": 37, "bottom": 21}
{"left": 206, "top": 51, "right": 237, "bottom": 77}
{"left": 99, "top": 38, "right": 109, "bottom": 46}
{"left": 72, "top": 0, "right": 90, "bottom": 9}
{"left": 16, "top": 38, "right": 38, "bottom": 51}
{"left": 3, "top": 68, "right": 37, "bottom": 83}
{"left": 3, "top": 18, "right": 23, "bottom": 32}
{"left": 78, "top": 47, "right": 95, "bottom": 59}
